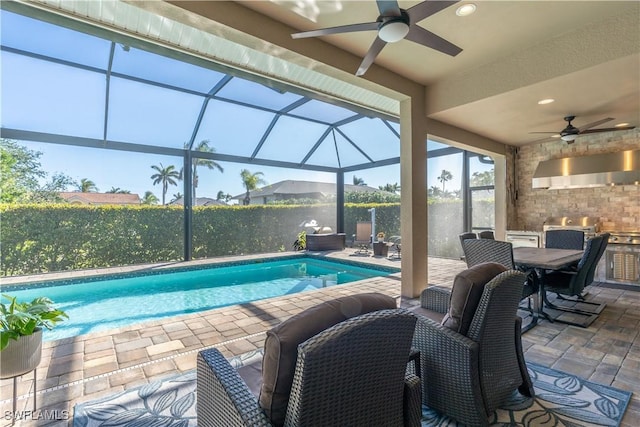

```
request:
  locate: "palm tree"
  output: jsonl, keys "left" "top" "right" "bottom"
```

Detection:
{"left": 352, "top": 175, "right": 366, "bottom": 186}
{"left": 216, "top": 190, "right": 231, "bottom": 202}
{"left": 189, "top": 140, "right": 224, "bottom": 201}
{"left": 77, "top": 178, "right": 98, "bottom": 193}
{"left": 150, "top": 163, "right": 180, "bottom": 205}
{"left": 240, "top": 169, "right": 266, "bottom": 205}
{"left": 106, "top": 187, "right": 131, "bottom": 194}
{"left": 379, "top": 182, "right": 401, "bottom": 194}
{"left": 141, "top": 191, "right": 159, "bottom": 205}
{"left": 170, "top": 192, "right": 183, "bottom": 204}
{"left": 437, "top": 169, "right": 453, "bottom": 192}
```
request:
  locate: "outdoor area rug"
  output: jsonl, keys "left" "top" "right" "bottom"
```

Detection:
{"left": 74, "top": 349, "right": 632, "bottom": 427}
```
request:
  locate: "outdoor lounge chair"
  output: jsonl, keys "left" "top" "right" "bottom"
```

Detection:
{"left": 352, "top": 221, "right": 372, "bottom": 255}
{"left": 197, "top": 293, "right": 421, "bottom": 427}
{"left": 411, "top": 263, "right": 534, "bottom": 427}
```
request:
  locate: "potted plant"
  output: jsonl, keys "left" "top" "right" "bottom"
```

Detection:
{"left": 292, "top": 230, "right": 307, "bottom": 251}
{"left": 377, "top": 232, "right": 386, "bottom": 242}
{"left": 1, "top": 295, "right": 68, "bottom": 378}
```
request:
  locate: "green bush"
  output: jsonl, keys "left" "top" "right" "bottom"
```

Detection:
{"left": 0, "top": 199, "right": 493, "bottom": 276}
{"left": 0, "top": 203, "right": 401, "bottom": 276}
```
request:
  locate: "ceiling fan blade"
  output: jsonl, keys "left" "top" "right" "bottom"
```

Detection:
{"left": 376, "top": 0, "right": 402, "bottom": 17}
{"left": 407, "top": 0, "right": 460, "bottom": 22}
{"left": 292, "top": 22, "right": 379, "bottom": 39}
{"left": 356, "top": 37, "right": 387, "bottom": 76}
{"left": 580, "top": 125, "right": 636, "bottom": 134}
{"left": 405, "top": 25, "right": 462, "bottom": 56}
{"left": 577, "top": 117, "right": 613, "bottom": 131}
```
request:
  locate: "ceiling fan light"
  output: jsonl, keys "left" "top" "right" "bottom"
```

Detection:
{"left": 379, "top": 20, "right": 409, "bottom": 43}
{"left": 561, "top": 134, "right": 578, "bottom": 142}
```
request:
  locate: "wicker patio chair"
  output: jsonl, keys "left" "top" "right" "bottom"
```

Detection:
{"left": 477, "top": 230, "right": 494, "bottom": 239}
{"left": 461, "top": 239, "right": 539, "bottom": 330}
{"left": 197, "top": 294, "right": 421, "bottom": 427}
{"left": 411, "top": 264, "right": 534, "bottom": 427}
{"left": 545, "top": 229, "right": 584, "bottom": 249}
{"left": 458, "top": 232, "right": 477, "bottom": 260}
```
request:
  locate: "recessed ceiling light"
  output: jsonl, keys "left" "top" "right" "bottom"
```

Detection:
{"left": 456, "top": 3, "right": 476, "bottom": 16}
{"left": 537, "top": 98, "right": 555, "bottom": 105}
{"left": 615, "top": 122, "right": 630, "bottom": 127}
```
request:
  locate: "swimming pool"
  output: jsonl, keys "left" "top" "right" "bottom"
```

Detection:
{"left": 2, "top": 256, "right": 396, "bottom": 341}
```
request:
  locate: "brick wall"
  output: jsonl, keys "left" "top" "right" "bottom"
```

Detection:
{"left": 511, "top": 128, "right": 639, "bottom": 232}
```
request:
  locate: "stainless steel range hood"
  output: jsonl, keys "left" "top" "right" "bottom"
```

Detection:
{"left": 532, "top": 149, "right": 640, "bottom": 189}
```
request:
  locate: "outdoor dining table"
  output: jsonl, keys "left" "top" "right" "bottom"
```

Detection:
{"left": 512, "top": 247, "right": 584, "bottom": 325}
{"left": 513, "top": 247, "right": 583, "bottom": 270}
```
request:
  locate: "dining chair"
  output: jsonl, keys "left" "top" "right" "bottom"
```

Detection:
{"left": 539, "top": 235, "right": 607, "bottom": 326}
{"left": 477, "top": 230, "right": 495, "bottom": 239}
{"left": 458, "top": 232, "right": 477, "bottom": 261}
{"left": 545, "top": 229, "right": 584, "bottom": 250}
{"left": 461, "top": 239, "right": 539, "bottom": 332}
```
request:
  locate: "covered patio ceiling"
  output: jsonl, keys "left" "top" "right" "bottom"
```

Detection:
{"left": 1, "top": 3, "right": 403, "bottom": 175}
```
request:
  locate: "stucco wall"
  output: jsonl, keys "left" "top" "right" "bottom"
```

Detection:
{"left": 513, "top": 129, "right": 639, "bottom": 232}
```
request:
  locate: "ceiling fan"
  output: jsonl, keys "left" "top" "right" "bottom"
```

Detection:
{"left": 530, "top": 116, "right": 636, "bottom": 144}
{"left": 291, "top": 0, "right": 462, "bottom": 76}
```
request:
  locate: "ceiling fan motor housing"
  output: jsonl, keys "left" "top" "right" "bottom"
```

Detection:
{"left": 377, "top": 10, "right": 410, "bottom": 43}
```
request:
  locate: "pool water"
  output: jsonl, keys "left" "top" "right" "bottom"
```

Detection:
{"left": 3, "top": 257, "right": 393, "bottom": 341}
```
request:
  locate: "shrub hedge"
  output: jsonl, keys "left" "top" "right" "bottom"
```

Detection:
{"left": 0, "top": 203, "right": 399, "bottom": 276}
{"left": 1, "top": 199, "right": 492, "bottom": 277}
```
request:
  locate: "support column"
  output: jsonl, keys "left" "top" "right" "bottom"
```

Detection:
{"left": 400, "top": 97, "right": 428, "bottom": 298}
{"left": 336, "top": 170, "right": 344, "bottom": 233}
{"left": 183, "top": 151, "right": 193, "bottom": 261}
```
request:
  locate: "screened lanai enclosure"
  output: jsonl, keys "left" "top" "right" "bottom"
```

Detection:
{"left": 0, "top": 2, "right": 494, "bottom": 276}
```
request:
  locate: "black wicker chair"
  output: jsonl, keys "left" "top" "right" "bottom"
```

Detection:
{"left": 411, "top": 264, "right": 534, "bottom": 427}
{"left": 458, "top": 232, "right": 477, "bottom": 260}
{"left": 477, "top": 230, "right": 495, "bottom": 239}
{"left": 462, "top": 239, "right": 539, "bottom": 331}
{"left": 197, "top": 306, "right": 421, "bottom": 427}
{"left": 545, "top": 229, "right": 584, "bottom": 250}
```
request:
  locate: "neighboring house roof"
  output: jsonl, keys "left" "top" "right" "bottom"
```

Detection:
{"left": 170, "top": 197, "right": 227, "bottom": 206}
{"left": 59, "top": 192, "right": 141, "bottom": 205}
{"left": 231, "top": 180, "right": 388, "bottom": 200}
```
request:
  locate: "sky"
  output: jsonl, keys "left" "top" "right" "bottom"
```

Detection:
{"left": 2, "top": 9, "right": 481, "bottom": 202}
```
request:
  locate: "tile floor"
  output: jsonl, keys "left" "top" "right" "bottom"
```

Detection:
{"left": 1, "top": 251, "right": 638, "bottom": 426}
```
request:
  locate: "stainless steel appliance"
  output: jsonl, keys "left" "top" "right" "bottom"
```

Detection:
{"left": 602, "top": 231, "right": 640, "bottom": 285}
{"left": 505, "top": 231, "right": 542, "bottom": 248}
{"left": 542, "top": 216, "right": 601, "bottom": 246}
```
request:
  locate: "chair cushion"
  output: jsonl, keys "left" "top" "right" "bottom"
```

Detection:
{"left": 441, "top": 262, "right": 507, "bottom": 335}
{"left": 259, "top": 293, "right": 397, "bottom": 426}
